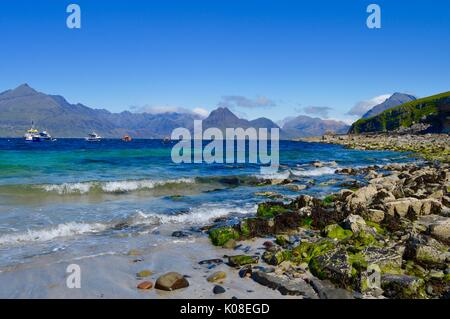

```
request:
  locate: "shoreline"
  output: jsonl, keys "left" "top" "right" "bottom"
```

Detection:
{"left": 298, "top": 133, "right": 450, "bottom": 163}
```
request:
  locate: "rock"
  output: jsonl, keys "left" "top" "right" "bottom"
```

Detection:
{"left": 262, "top": 250, "right": 291, "bottom": 266}
{"left": 209, "top": 226, "right": 240, "bottom": 246}
{"left": 307, "top": 278, "right": 354, "bottom": 299}
{"left": 199, "top": 258, "right": 223, "bottom": 266}
{"left": 256, "top": 201, "right": 291, "bottom": 218}
{"left": 285, "top": 184, "right": 307, "bottom": 192}
{"left": 308, "top": 249, "right": 354, "bottom": 288}
{"left": 222, "top": 239, "right": 237, "bottom": 249}
{"left": 381, "top": 274, "right": 425, "bottom": 299}
{"left": 342, "top": 214, "right": 367, "bottom": 233}
{"left": 338, "top": 189, "right": 354, "bottom": 201}
{"left": 322, "top": 224, "right": 353, "bottom": 240}
{"left": 384, "top": 198, "right": 421, "bottom": 218}
{"left": 251, "top": 271, "right": 318, "bottom": 298}
{"left": 403, "top": 235, "right": 448, "bottom": 269}
{"left": 346, "top": 185, "right": 378, "bottom": 210}
{"left": 172, "top": 230, "right": 191, "bottom": 238}
{"left": 155, "top": 272, "right": 189, "bottom": 291}
{"left": 207, "top": 271, "right": 227, "bottom": 283}
{"left": 363, "top": 209, "right": 385, "bottom": 223}
{"left": 137, "top": 281, "right": 153, "bottom": 290}
{"left": 417, "top": 215, "right": 450, "bottom": 244}
{"left": 371, "top": 189, "right": 396, "bottom": 206}
{"left": 275, "top": 235, "right": 291, "bottom": 247}
{"left": 419, "top": 198, "right": 442, "bottom": 215}
{"left": 361, "top": 246, "right": 403, "bottom": 273}
{"left": 254, "top": 191, "right": 283, "bottom": 199}
{"left": 270, "top": 178, "right": 292, "bottom": 185}
{"left": 336, "top": 168, "right": 357, "bottom": 175}
{"left": 239, "top": 265, "right": 253, "bottom": 278}
{"left": 430, "top": 190, "right": 444, "bottom": 200}
{"left": 227, "top": 255, "right": 259, "bottom": 267}
{"left": 213, "top": 285, "right": 226, "bottom": 294}
{"left": 136, "top": 270, "right": 153, "bottom": 278}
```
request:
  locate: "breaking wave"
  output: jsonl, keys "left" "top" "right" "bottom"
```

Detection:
{"left": 291, "top": 166, "right": 336, "bottom": 177}
{"left": 0, "top": 222, "right": 108, "bottom": 246}
{"left": 38, "top": 178, "right": 196, "bottom": 195}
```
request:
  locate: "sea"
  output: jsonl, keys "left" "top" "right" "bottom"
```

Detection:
{"left": 0, "top": 138, "right": 416, "bottom": 270}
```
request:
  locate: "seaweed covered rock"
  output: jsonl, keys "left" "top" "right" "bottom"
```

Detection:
{"left": 322, "top": 224, "right": 353, "bottom": 240}
{"left": 403, "top": 235, "right": 448, "bottom": 269}
{"left": 291, "top": 239, "right": 336, "bottom": 264}
{"left": 209, "top": 226, "right": 240, "bottom": 246}
{"left": 381, "top": 274, "right": 426, "bottom": 299}
{"left": 263, "top": 250, "right": 292, "bottom": 266}
{"left": 308, "top": 249, "right": 356, "bottom": 288}
{"left": 228, "top": 255, "right": 259, "bottom": 267}
{"left": 256, "top": 201, "right": 291, "bottom": 218}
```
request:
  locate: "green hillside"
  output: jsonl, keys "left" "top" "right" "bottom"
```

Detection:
{"left": 349, "top": 91, "right": 450, "bottom": 134}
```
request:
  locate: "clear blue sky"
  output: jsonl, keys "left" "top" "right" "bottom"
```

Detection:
{"left": 0, "top": 0, "right": 449, "bottom": 122}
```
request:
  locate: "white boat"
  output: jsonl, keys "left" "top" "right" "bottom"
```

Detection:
{"left": 35, "top": 131, "right": 54, "bottom": 142}
{"left": 24, "top": 123, "right": 55, "bottom": 142}
{"left": 85, "top": 132, "right": 102, "bottom": 142}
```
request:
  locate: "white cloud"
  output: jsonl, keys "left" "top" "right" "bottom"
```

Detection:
{"left": 130, "top": 105, "right": 209, "bottom": 118}
{"left": 192, "top": 107, "right": 210, "bottom": 118}
{"left": 346, "top": 94, "right": 392, "bottom": 116}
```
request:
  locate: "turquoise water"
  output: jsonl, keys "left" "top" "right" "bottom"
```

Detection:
{"left": 0, "top": 138, "right": 415, "bottom": 268}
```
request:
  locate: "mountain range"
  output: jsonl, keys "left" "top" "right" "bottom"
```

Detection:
{"left": 362, "top": 93, "right": 417, "bottom": 119}
{"left": 350, "top": 91, "right": 450, "bottom": 134}
{"left": 0, "top": 84, "right": 351, "bottom": 139}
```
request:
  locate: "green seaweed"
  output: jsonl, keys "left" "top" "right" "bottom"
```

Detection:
{"left": 209, "top": 226, "right": 240, "bottom": 246}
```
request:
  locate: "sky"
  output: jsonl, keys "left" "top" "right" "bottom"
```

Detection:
{"left": 0, "top": 0, "right": 449, "bottom": 123}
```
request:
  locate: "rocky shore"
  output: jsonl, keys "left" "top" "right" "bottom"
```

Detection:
{"left": 203, "top": 161, "right": 450, "bottom": 299}
{"left": 300, "top": 133, "right": 450, "bottom": 163}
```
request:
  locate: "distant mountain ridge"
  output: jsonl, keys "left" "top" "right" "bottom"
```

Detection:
{"left": 349, "top": 91, "right": 450, "bottom": 134}
{"left": 0, "top": 84, "right": 285, "bottom": 139}
{"left": 281, "top": 115, "right": 350, "bottom": 137}
{"left": 362, "top": 93, "right": 417, "bottom": 119}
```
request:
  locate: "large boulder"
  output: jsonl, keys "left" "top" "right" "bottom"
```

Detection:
{"left": 251, "top": 271, "right": 318, "bottom": 298}
{"left": 346, "top": 185, "right": 378, "bottom": 210}
{"left": 384, "top": 198, "right": 422, "bottom": 218}
{"left": 403, "top": 235, "right": 448, "bottom": 269}
{"left": 417, "top": 215, "right": 450, "bottom": 244}
{"left": 308, "top": 249, "right": 355, "bottom": 288}
{"left": 155, "top": 272, "right": 189, "bottom": 291}
{"left": 361, "top": 246, "right": 403, "bottom": 273}
{"left": 381, "top": 274, "right": 425, "bottom": 299}
{"left": 419, "top": 198, "right": 442, "bottom": 216}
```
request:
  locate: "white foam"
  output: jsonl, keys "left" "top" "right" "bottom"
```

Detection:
{"left": 133, "top": 203, "right": 256, "bottom": 226}
{"left": 40, "top": 178, "right": 195, "bottom": 195}
{"left": 42, "top": 182, "right": 93, "bottom": 194}
{"left": 0, "top": 222, "right": 107, "bottom": 246}
{"left": 291, "top": 166, "right": 336, "bottom": 177}
{"left": 255, "top": 170, "right": 291, "bottom": 180}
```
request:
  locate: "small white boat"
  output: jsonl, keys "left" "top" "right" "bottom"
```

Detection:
{"left": 35, "top": 131, "right": 54, "bottom": 142}
{"left": 24, "top": 123, "right": 55, "bottom": 142}
{"left": 85, "top": 132, "right": 102, "bottom": 142}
